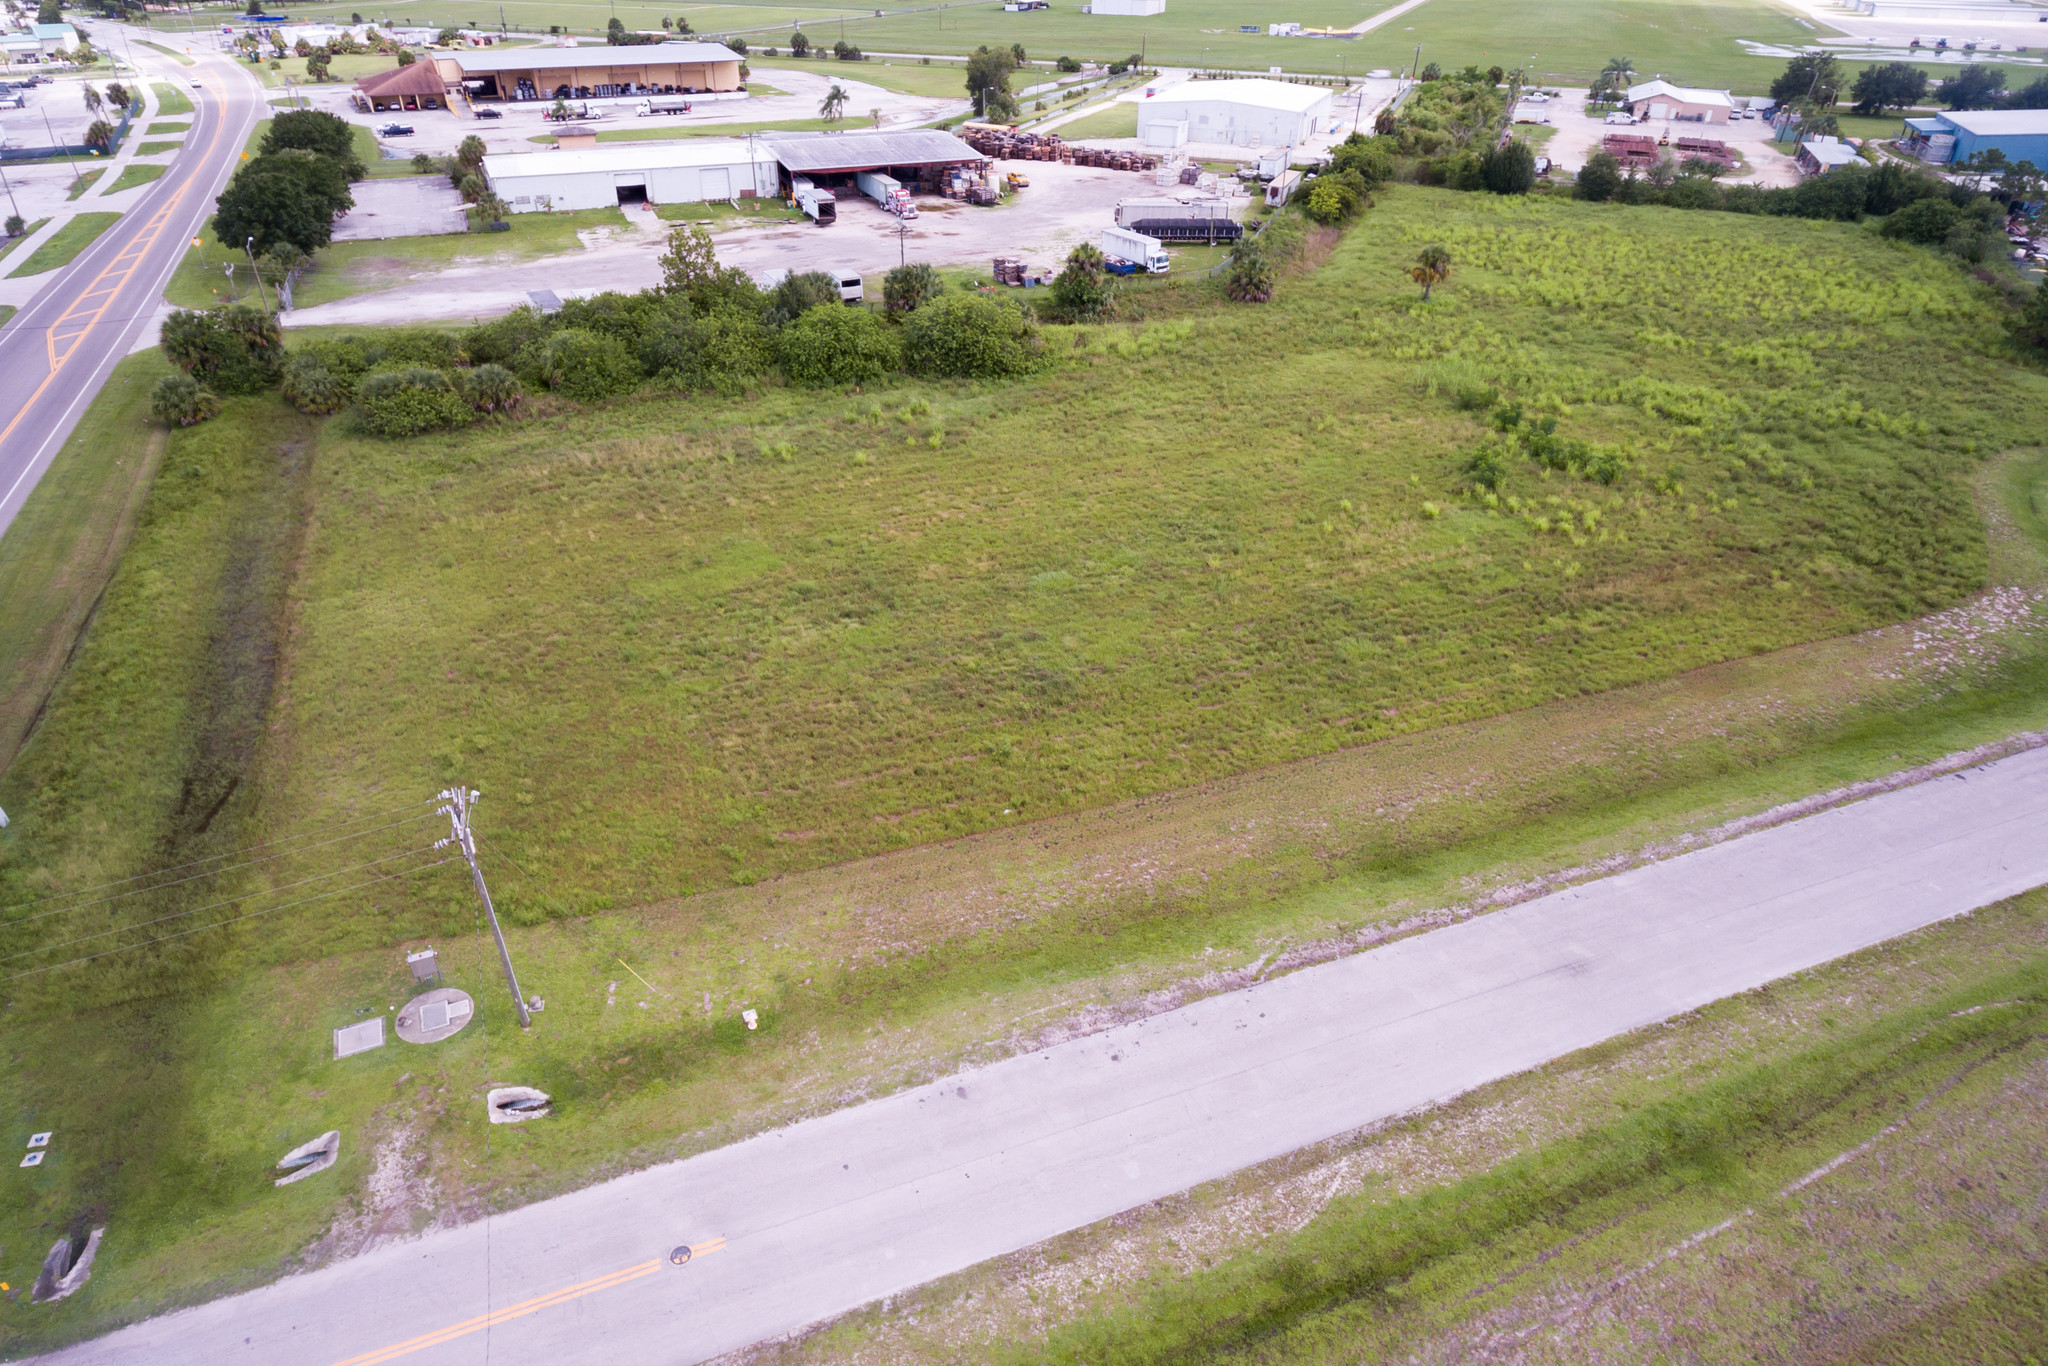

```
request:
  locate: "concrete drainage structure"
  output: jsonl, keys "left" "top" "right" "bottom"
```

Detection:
{"left": 31, "top": 1227, "right": 103, "bottom": 1304}
{"left": 274, "top": 1130, "right": 341, "bottom": 1186}
{"left": 486, "top": 1087, "right": 551, "bottom": 1124}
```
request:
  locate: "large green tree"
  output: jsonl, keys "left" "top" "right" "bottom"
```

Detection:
{"left": 1770, "top": 52, "right": 1841, "bottom": 105}
{"left": 263, "top": 108, "right": 364, "bottom": 179}
{"left": 966, "top": 45, "right": 1018, "bottom": 121}
{"left": 1941, "top": 64, "right": 2006, "bottom": 110}
{"left": 212, "top": 149, "right": 354, "bottom": 255}
{"left": 1850, "top": 61, "right": 1928, "bottom": 115}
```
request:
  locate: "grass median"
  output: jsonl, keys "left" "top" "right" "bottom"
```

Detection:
{"left": 5, "top": 212, "right": 120, "bottom": 277}
{"left": 151, "top": 82, "right": 194, "bottom": 117}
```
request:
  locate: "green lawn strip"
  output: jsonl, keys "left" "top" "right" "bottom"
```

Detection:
{"left": 7, "top": 212, "right": 121, "bottom": 277}
{"left": 139, "top": 39, "right": 196, "bottom": 66}
{"left": 1022, "top": 964, "right": 2048, "bottom": 1366}
{"left": 136, "top": 140, "right": 186, "bottom": 156}
{"left": 107, "top": 163, "right": 169, "bottom": 195}
{"left": 145, "top": 120, "right": 191, "bottom": 135}
{"left": 653, "top": 197, "right": 805, "bottom": 223}
{"left": 529, "top": 115, "right": 843, "bottom": 144}
{"left": 66, "top": 169, "right": 104, "bottom": 201}
{"left": 0, "top": 351, "right": 175, "bottom": 772}
{"left": 151, "top": 82, "right": 195, "bottom": 117}
{"left": 0, "top": 219, "right": 51, "bottom": 268}
{"left": 1056, "top": 101, "right": 1137, "bottom": 139}
{"left": 0, "top": 304, "right": 14, "bottom": 330}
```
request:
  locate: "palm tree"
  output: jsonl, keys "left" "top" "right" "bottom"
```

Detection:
{"left": 81, "top": 83, "right": 102, "bottom": 116}
{"left": 1409, "top": 244, "right": 1452, "bottom": 301}
{"left": 820, "top": 83, "right": 848, "bottom": 121}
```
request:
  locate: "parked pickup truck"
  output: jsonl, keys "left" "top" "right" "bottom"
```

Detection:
{"left": 377, "top": 122, "right": 414, "bottom": 136}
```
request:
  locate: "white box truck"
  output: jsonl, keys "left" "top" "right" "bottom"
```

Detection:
{"left": 855, "top": 169, "right": 917, "bottom": 218}
{"left": 1102, "top": 225, "right": 1170, "bottom": 274}
{"left": 791, "top": 174, "right": 837, "bottom": 225}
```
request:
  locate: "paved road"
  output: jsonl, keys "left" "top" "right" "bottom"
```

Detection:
{"left": 37, "top": 746, "right": 2048, "bottom": 1366}
{"left": 0, "top": 40, "right": 260, "bottom": 541}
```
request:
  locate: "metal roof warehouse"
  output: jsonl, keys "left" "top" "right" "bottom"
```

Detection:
{"left": 482, "top": 130, "right": 987, "bottom": 211}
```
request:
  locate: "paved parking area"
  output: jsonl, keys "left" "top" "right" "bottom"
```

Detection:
{"left": 1532, "top": 87, "right": 1803, "bottom": 187}
{"left": 330, "top": 175, "right": 467, "bottom": 240}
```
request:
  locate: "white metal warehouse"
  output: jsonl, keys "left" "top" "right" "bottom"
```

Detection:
{"left": 1139, "top": 78, "right": 1334, "bottom": 148}
{"left": 482, "top": 139, "right": 778, "bottom": 212}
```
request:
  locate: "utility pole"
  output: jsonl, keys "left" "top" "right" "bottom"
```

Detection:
{"left": 437, "top": 786, "right": 532, "bottom": 1029}
{"left": 245, "top": 236, "right": 272, "bottom": 310}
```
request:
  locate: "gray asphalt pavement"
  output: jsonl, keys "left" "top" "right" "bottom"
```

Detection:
{"left": 0, "top": 38, "right": 260, "bottom": 540}
{"left": 37, "top": 745, "right": 2048, "bottom": 1366}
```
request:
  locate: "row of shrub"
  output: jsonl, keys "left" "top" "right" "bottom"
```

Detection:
{"left": 149, "top": 226, "right": 1057, "bottom": 437}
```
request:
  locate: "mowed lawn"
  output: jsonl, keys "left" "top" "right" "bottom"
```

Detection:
{"left": 260, "top": 188, "right": 2035, "bottom": 924}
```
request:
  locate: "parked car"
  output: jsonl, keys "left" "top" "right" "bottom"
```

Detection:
{"left": 190, "top": 78, "right": 203, "bottom": 89}
{"left": 1603, "top": 110, "right": 1634, "bottom": 125}
{"left": 378, "top": 122, "right": 414, "bottom": 136}
{"left": 473, "top": 107, "right": 502, "bottom": 119}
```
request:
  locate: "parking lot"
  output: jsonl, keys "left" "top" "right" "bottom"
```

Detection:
{"left": 1528, "top": 87, "right": 1804, "bottom": 187}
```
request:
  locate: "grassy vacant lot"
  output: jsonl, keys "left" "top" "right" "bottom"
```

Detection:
{"left": 65, "top": 170, "right": 103, "bottom": 201}
{"left": 6, "top": 212, "right": 120, "bottom": 277}
{"left": 143, "top": 120, "right": 190, "bottom": 135}
{"left": 151, "top": 82, "right": 194, "bottom": 117}
{"left": 3, "top": 187, "right": 2047, "bottom": 1350}
{"left": 1056, "top": 100, "right": 1138, "bottom": 139}
{"left": 757, "top": 59, "right": 973, "bottom": 100}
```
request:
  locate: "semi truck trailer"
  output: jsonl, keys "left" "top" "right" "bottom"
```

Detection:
{"left": 1101, "top": 225, "right": 1170, "bottom": 274}
{"left": 791, "top": 174, "right": 837, "bottom": 225}
{"left": 855, "top": 169, "right": 917, "bottom": 218}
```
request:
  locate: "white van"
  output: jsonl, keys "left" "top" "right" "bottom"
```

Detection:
{"left": 836, "top": 273, "right": 864, "bottom": 304}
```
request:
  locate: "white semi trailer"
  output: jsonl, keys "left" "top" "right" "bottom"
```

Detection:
{"left": 855, "top": 169, "right": 917, "bottom": 218}
{"left": 791, "top": 174, "right": 837, "bottom": 225}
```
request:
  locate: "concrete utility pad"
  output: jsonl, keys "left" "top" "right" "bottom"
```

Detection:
{"left": 331, "top": 176, "right": 467, "bottom": 242}
{"left": 331, "top": 1017, "right": 385, "bottom": 1059}
{"left": 396, "top": 987, "right": 474, "bottom": 1044}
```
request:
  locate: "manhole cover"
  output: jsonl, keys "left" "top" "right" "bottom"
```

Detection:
{"left": 669, "top": 1245, "right": 692, "bottom": 1265}
{"left": 396, "top": 987, "right": 476, "bottom": 1044}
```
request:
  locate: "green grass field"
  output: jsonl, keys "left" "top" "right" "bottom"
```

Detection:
{"left": 0, "top": 304, "right": 14, "bottom": 329}
{"left": 754, "top": 58, "right": 972, "bottom": 99}
{"left": 144, "top": 120, "right": 191, "bottom": 135}
{"left": 0, "top": 219, "right": 50, "bottom": 269}
{"left": 6, "top": 212, "right": 120, "bottom": 277}
{"left": 234, "top": 0, "right": 1829, "bottom": 86}
{"left": 4, "top": 184, "right": 2048, "bottom": 1352}
{"left": 151, "top": 82, "right": 194, "bottom": 117}
{"left": 106, "top": 163, "right": 168, "bottom": 194}
{"left": 65, "top": 170, "right": 104, "bottom": 201}
{"left": 1056, "top": 100, "right": 1137, "bottom": 139}
{"left": 135, "top": 140, "right": 185, "bottom": 155}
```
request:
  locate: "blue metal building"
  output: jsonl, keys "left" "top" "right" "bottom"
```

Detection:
{"left": 1901, "top": 110, "right": 2048, "bottom": 167}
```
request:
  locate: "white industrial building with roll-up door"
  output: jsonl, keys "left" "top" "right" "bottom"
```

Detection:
{"left": 1138, "top": 78, "right": 1333, "bottom": 148}
{"left": 482, "top": 139, "right": 778, "bottom": 212}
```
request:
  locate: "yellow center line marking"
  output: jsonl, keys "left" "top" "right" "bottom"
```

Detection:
{"left": 0, "top": 71, "right": 230, "bottom": 454}
{"left": 326, "top": 1238, "right": 725, "bottom": 1366}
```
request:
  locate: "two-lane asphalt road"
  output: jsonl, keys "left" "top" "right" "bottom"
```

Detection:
{"left": 35, "top": 745, "right": 2048, "bottom": 1366}
{"left": 0, "top": 43, "right": 261, "bottom": 540}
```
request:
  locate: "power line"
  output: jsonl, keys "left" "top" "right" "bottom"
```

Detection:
{"left": 0, "top": 809, "right": 443, "bottom": 929}
{"left": 1, "top": 857, "right": 455, "bottom": 983}
{"left": 0, "top": 797, "right": 441, "bottom": 918}
{"left": 0, "top": 845, "right": 443, "bottom": 966}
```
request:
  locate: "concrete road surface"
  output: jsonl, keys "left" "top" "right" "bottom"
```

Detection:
{"left": 0, "top": 40, "right": 262, "bottom": 541}
{"left": 37, "top": 745, "right": 2048, "bottom": 1366}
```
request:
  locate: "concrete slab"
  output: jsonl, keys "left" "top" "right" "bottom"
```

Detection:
{"left": 395, "top": 986, "right": 474, "bottom": 1044}
{"left": 330, "top": 175, "right": 466, "bottom": 241}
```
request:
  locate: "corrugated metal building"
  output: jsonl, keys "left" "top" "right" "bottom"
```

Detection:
{"left": 761, "top": 129, "right": 986, "bottom": 179}
{"left": 1901, "top": 109, "right": 2048, "bottom": 168}
{"left": 483, "top": 139, "right": 778, "bottom": 211}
